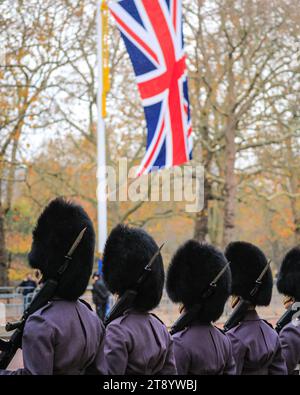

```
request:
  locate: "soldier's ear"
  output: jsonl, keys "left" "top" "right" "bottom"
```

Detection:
{"left": 35, "top": 270, "right": 41, "bottom": 281}
{"left": 283, "top": 295, "right": 295, "bottom": 309}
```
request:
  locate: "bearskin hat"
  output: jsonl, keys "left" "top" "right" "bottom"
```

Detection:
{"left": 225, "top": 241, "right": 273, "bottom": 306}
{"left": 28, "top": 197, "right": 95, "bottom": 300}
{"left": 166, "top": 240, "right": 231, "bottom": 323}
{"left": 102, "top": 224, "right": 164, "bottom": 312}
{"left": 277, "top": 247, "right": 300, "bottom": 301}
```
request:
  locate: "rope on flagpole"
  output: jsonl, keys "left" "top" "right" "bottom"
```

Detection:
{"left": 101, "top": 0, "right": 110, "bottom": 118}
{"left": 97, "top": 0, "right": 109, "bottom": 254}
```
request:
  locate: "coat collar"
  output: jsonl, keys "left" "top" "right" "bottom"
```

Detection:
{"left": 243, "top": 309, "right": 261, "bottom": 321}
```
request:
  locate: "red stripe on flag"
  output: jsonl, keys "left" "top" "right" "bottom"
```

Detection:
{"left": 142, "top": 0, "right": 175, "bottom": 68}
{"left": 138, "top": 57, "right": 186, "bottom": 100}
{"left": 138, "top": 119, "right": 165, "bottom": 176}
{"left": 168, "top": 76, "right": 188, "bottom": 165}
{"left": 173, "top": 0, "right": 177, "bottom": 32}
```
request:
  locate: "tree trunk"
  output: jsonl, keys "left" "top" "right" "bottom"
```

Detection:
{"left": 222, "top": 48, "right": 237, "bottom": 248}
{"left": 6, "top": 136, "right": 18, "bottom": 209}
{"left": 209, "top": 200, "right": 222, "bottom": 246}
{"left": 193, "top": 121, "right": 211, "bottom": 242}
{"left": 194, "top": 177, "right": 210, "bottom": 242}
{"left": 294, "top": 218, "right": 300, "bottom": 244}
{"left": 0, "top": 206, "right": 8, "bottom": 286}
{"left": 285, "top": 135, "right": 300, "bottom": 245}
{"left": 290, "top": 195, "right": 300, "bottom": 245}
{"left": 222, "top": 118, "right": 237, "bottom": 247}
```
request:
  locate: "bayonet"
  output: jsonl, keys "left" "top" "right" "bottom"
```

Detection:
{"left": 144, "top": 242, "right": 165, "bottom": 271}
{"left": 65, "top": 227, "right": 87, "bottom": 259}
{"left": 211, "top": 262, "right": 230, "bottom": 286}
{"left": 58, "top": 227, "right": 87, "bottom": 274}
{"left": 250, "top": 259, "right": 271, "bottom": 297}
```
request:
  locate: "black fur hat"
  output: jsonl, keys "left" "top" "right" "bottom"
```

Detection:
{"left": 277, "top": 247, "right": 300, "bottom": 300}
{"left": 28, "top": 197, "right": 95, "bottom": 300}
{"left": 102, "top": 224, "right": 164, "bottom": 312}
{"left": 225, "top": 241, "right": 273, "bottom": 306}
{"left": 166, "top": 240, "right": 231, "bottom": 323}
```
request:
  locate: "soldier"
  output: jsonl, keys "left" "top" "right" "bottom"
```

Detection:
{"left": 92, "top": 272, "right": 109, "bottom": 321}
{"left": 277, "top": 247, "right": 300, "bottom": 375}
{"left": 166, "top": 240, "right": 236, "bottom": 375}
{"left": 224, "top": 241, "right": 287, "bottom": 375}
{"left": 102, "top": 224, "right": 177, "bottom": 375}
{"left": 0, "top": 198, "right": 106, "bottom": 375}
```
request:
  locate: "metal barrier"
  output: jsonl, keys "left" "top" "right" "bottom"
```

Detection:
{"left": 0, "top": 287, "right": 25, "bottom": 324}
{"left": 0, "top": 284, "right": 284, "bottom": 333}
{"left": 154, "top": 286, "right": 283, "bottom": 328}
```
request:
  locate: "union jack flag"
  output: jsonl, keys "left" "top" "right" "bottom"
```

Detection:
{"left": 108, "top": 0, "right": 192, "bottom": 176}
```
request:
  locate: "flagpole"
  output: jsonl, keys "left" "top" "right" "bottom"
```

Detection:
{"left": 96, "top": 0, "right": 107, "bottom": 255}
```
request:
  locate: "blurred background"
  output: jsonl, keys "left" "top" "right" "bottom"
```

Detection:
{"left": 0, "top": 0, "right": 299, "bottom": 330}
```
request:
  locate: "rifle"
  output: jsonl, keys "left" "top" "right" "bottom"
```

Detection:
{"left": 223, "top": 260, "right": 271, "bottom": 332}
{"left": 104, "top": 242, "right": 165, "bottom": 327}
{"left": 275, "top": 302, "right": 300, "bottom": 333}
{"left": 170, "top": 262, "right": 230, "bottom": 335}
{"left": 0, "top": 227, "right": 87, "bottom": 370}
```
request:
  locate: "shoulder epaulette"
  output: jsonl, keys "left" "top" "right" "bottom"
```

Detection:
{"left": 31, "top": 300, "right": 54, "bottom": 316}
{"left": 150, "top": 313, "right": 166, "bottom": 326}
{"left": 107, "top": 310, "right": 131, "bottom": 325}
{"left": 214, "top": 325, "right": 226, "bottom": 335}
{"left": 262, "top": 319, "right": 274, "bottom": 329}
{"left": 79, "top": 298, "right": 93, "bottom": 311}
